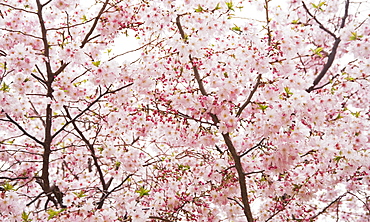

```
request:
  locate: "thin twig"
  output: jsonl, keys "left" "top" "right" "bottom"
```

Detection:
{"left": 310, "top": 193, "right": 347, "bottom": 220}
{"left": 52, "top": 83, "right": 133, "bottom": 139}
{"left": 0, "top": 176, "right": 29, "bottom": 180}
{"left": 80, "top": 0, "right": 109, "bottom": 48}
{"left": 237, "top": 74, "right": 261, "bottom": 117}
{"left": 304, "top": 0, "right": 350, "bottom": 92}
{"left": 240, "top": 138, "right": 266, "bottom": 158}
{"left": 5, "top": 114, "right": 44, "bottom": 145}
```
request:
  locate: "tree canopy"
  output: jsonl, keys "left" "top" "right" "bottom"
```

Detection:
{"left": 0, "top": 0, "right": 369, "bottom": 221}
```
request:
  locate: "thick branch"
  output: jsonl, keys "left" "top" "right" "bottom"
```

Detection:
{"left": 190, "top": 56, "right": 208, "bottom": 96}
{"left": 36, "top": 0, "right": 49, "bottom": 58}
{"left": 175, "top": 15, "right": 208, "bottom": 95}
{"left": 223, "top": 133, "right": 254, "bottom": 222}
{"left": 176, "top": 15, "right": 186, "bottom": 40}
{"left": 175, "top": 12, "right": 254, "bottom": 221}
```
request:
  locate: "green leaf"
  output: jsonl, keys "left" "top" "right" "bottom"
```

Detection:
{"left": 231, "top": 24, "right": 241, "bottom": 32}
{"left": 22, "top": 211, "right": 32, "bottom": 222}
{"left": 195, "top": 5, "right": 204, "bottom": 12}
{"left": 136, "top": 187, "right": 150, "bottom": 197}
{"left": 178, "top": 164, "right": 190, "bottom": 171}
{"left": 349, "top": 32, "right": 363, "bottom": 41}
{"left": 333, "top": 113, "right": 343, "bottom": 120}
{"left": 345, "top": 76, "right": 355, "bottom": 81}
{"left": 318, "top": 1, "right": 326, "bottom": 9}
{"left": 114, "top": 161, "right": 121, "bottom": 170}
{"left": 292, "top": 183, "right": 302, "bottom": 192}
{"left": 92, "top": 61, "right": 101, "bottom": 67}
{"left": 351, "top": 111, "right": 360, "bottom": 118}
{"left": 0, "top": 82, "right": 10, "bottom": 92}
{"left": 2, "top": 181, "right": 15, "bottom": 191}
{"left": 73, "top": 190, "right": 87, "bottom": 198}
{"left": 311, "top": 2, "right": 326, "bottom": 11}
{"left": 257, "top": 104, "right": 269, "bottom": 111}
{"left": 47, "top": 209, "right": 66, "bottom": 220}
{"left": 214, "top": 3, "right": 221, "bottom": 10}
{"left": 81, "top": 15, "right": 87, "bottom": 22}
{"left": 291, "top": 19, "right": 300, "bottom": 24}
{"left": 284, "top": 87, "right": 293, "bottom": 96}
{"left": 311, "top": 47, "right": 324, "bottom": 58}
{"left": 225, "top": 1, "right": 234, "bottom": 11}
{"left": 333, "top": 156, "right": 344, "bottom": 163}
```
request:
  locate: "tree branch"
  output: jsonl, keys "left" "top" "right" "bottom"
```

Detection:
{"left": 240, "top": 138, "right": 266, "bottom": 158}
{"left": 80, "top": 0, "right": 109, "bottom": 48}
{"left": 5, "top": 114, "right": 44, "bottom": 145}
{"left": 264, "top": 0, "right": 272, "bottom": 46}
{"left": 175, "top": 12, "right": 254, "bottom": 222}
{"left": 0, "top": 176, "right": 29, "bottom": 180}
{"left": 223, "top": 133, "right": 254, "bottom": 222}
{"left": 96, "top": 174, "right": 133, "bottom": 209}
{"left": 176, "top": 15, "right": 186, "bottom": 40}
{"left": 302, "top": 2, "right": 337, "bottom": 38}
{"left": 52, "top": 83, "right": 133, "bottom": 139}
{"left": 237, "top": 74, "right": 261, "bottom": 117}
{"left": 310, "top": 193, "right": 347, "bottom": 220}
{"left": 148, "top": 216, "right": 173, "bottom": 222}
{"left": 304, "top": 0, "right": 350, "bottom": 92}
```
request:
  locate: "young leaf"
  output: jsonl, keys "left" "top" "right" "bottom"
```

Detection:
{"left": 136, "top": 187, "right": 150, "bottom": 197}
{"left": 195, "top": 5, "right": 204, "bottom": 12}
{"left": 291, "top": 19, "right": 300, "bottom": 24}
{"left": 226, "top": 1, "right": 234, "bottom": 11}
{"left": 333, "top": 156, "right": 344, "bottom": 163}
{"left": 284, "top": 87, "right": 293, "bottom": 96}
{"left": 22, "top": 211, "right": 32, "bottom": 222}
{"left": 92, "top": 61, "right": 101, "bottom": 67}
{"left": 2, "top": 181, "right": 15, "bottom": 191}
{"left": 81, "top": 15, "right": 87, "bottom": 22}
{"left": 73, "top": 190, "right": 87, "bottom": 198}
{"left": 0, "top": 82, "right": 10, "bottom": 92}
{"left": 214, "top": 3, "right": 221, "bottom": 10}
{"left": 311, "top": 47, "right": 324, "bottom": 57}
{"left": 231, "top": 24, "right": 241, "bottom": 32}
{"left": 47, "top": 209, "right": 65, "bottom": 220}
{"left": 258, "top": 104, "right": 269, "bottom": 111}
{"left": 349, "top": 32, "right": 363, "bottom": 41}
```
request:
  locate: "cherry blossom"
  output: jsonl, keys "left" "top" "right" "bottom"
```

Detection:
{"left": 0, "top": 0, "right": 369, "bottom": 221}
